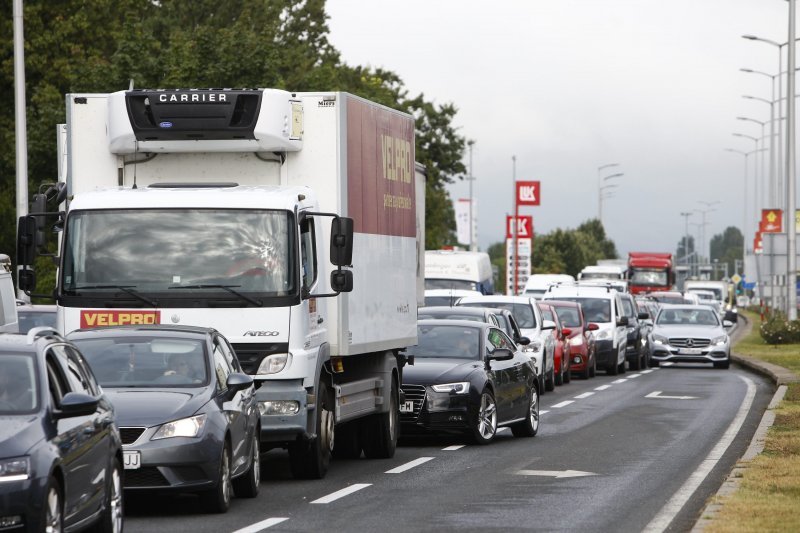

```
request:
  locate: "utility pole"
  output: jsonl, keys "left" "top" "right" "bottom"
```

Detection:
{"left": 787, "top": 0, "right": 798, "bottom": 319}
{"left": 14, "top": 0, "right": 29, "bottom": 300}
{"left": 680, "top": 212, "right": 692, "bottom": 263}
{"left": 467, "top": 140, "right": 476, "bottom": 252}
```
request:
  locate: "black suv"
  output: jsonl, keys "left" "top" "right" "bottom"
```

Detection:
{"left": 0, "top": 327, "right": 123, "bottom": 532}
{"left": 619, "top": 293, "right": 651, "bottom": 370}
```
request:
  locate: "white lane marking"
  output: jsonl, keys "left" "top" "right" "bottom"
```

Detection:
{"left": 612, "top": 379, "right": 628, "bottom": 384}
{"left": 574, "top": 392, "right": 595, "bottom": 399}
{"left": 641, "top": 369, "right": 656, "bottom": 374}
{"left": 442, "top": 445, "right": 465, "bottom": 451}
{"left": 643, "top": 375, "right": 756, "bottom": 532}
{"left": 594, "top": 385, "right": 612, "bottom": 391}
{"left": 232, "top": 518, "right": 290, "bottom": 533}
{"left": 311, "top": 483, "right": 372, "bottom": 504}
{"left": 552, "top": 400, "right": 574, "bottom": 408}
{"left": 646, "top": 391, "right": 697, "bottom": 400}
{"left": 385, "top": 457, "right": 435, "bottom": 474}
{"left": 540, "top": 410, "right": 550, "bottom": 415}
{"left": 516, "top": 469, "right": 597, "bottom": 478}
{"left": 628, "top": 374, "right": 642, "bottom": 379}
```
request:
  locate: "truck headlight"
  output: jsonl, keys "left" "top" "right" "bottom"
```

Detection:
{"left": 152, "top": 414, "right": 206, "bottom": 440}
{"left": 711, "top": 335, "right": 728, "bottom": 346}
{"left": 258, "top": 401, "right": 300, "bottom": 415}
{"left": 431, "top": 382, "right": 470, "bottom": 394}
{"left": 0, "top": 457, "right": 29, "bottom": 483}
{"left": 257, "top": 353, "right": 291, "bottom": 375}
{"left": 652, "top": 334, "right": 669, "bottom": 345}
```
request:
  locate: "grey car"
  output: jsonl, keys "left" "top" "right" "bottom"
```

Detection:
{"left": 68, "top": 325, "right": 260, "bottom": 513}
{"left": 648, "top": 305, "right": 733, "bottom": 369}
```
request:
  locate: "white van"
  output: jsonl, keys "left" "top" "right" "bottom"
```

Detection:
{"left": 0, "top": 254, "right": 19, "bottom": 333}
{"left": 424, "top": 250, "right": 495, "bottom": 294}
{"left": 578, "top": 265, "right": 626, "bottom": 281}
{"left": 523, "top": 274, "right": 575, "bottom": 298}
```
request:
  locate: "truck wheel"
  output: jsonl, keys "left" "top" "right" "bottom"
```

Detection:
{"left": 289, "top": 381, "right": 333, "bottom": 479}
{"left": 333, "top": 420, "right": 362, "bottom": 459}
{"left": 361, "top": 378, "right": 399, "bottom": 459}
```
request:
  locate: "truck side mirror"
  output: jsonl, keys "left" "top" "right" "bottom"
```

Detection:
{"left": 17, "top": 216, "right": 37, "bottom": 267}
{"left": 330, "top": 269, "right": 353, "bottom": 293}
{"left": 31, "top": 194, "right": 48, "bottom": 246}
{"left": 330, "top": 217, "right": 354, "bottom": 266}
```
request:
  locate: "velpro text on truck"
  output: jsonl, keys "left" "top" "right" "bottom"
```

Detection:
{"left": 18, "top": 88, "right": 425, "bottom": 478}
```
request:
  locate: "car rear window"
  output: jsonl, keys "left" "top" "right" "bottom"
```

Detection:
{"left": 550, "top": 297, "right": 610, "bottom": 323}
{"left": 408, "top": 325, "right": 482, "bottom": 359}
{"left": 459, "top": 302, "right": 536, "bottom": 328}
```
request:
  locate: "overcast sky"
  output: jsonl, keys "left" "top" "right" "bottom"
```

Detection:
{"left": 327, "top": 0, "right": 789, "bottom": 257}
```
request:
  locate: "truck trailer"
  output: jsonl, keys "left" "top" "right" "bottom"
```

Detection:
{"left": 18, "top": 88, "right": 424, "bottom": 479}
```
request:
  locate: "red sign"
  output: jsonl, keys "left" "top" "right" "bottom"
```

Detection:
{"left": 506, "top": 215, "right": 533, "bottom": 239}
{"left": 516, "top": 181, "right": 541, "bottom": 206}
{"left": 759, "top": 209, "right": 783, "bottom": 233}
{"left": 80, "top": 310, "right": 161, "bottom": 329}
{"left": 754, "top": 232, "right": 763, "bottom": 254}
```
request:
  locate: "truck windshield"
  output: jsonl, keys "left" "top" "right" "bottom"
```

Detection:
{"left": 629, "top": 269, "right": 668, "bottom": 286}
{"left": 62, "top": 209, "right": 296, "bottom": 296}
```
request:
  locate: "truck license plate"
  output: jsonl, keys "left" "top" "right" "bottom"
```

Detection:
{"left": 123, "top": 450, "right": 141, "bottom": 470}
{"left": 679, "top": 348, "right": 702, "bottom": 355}
{"left": 399, "top": 400, "right": 415, "bottom": 413}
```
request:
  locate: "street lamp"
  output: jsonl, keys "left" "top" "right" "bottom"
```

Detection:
{"left": 680, "top": 211, "right": 693, "bottom": 269}
{"left": 695, "top": 201, "right": 720, "bottom": 263}
{"left": 725, "top": 147, "right": 767, "bottom": 283}
{"left": 466, "top": 140, "right": 476, "bottom": 251}
{"left": 741, "top": 68, "right": 779, "bottom": 205}
{"left": 735, "top": 117, "right": 768, "bottom": 208}
{"left": 597, "top": 166, "right": 623, "bottom": 226}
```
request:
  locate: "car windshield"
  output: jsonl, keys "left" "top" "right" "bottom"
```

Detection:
{"left": 459, "top": 302, "right": 536, "bottom": 328}
{"left": 551, "top": 297, "right": 610, "bottom": 323}
{"left": 621, "top": 298, "right": 635, "bottom": 318}
{"left": 418, "top": 311, "right": 485, "bottom": 323}
{"left": 18, "top": 309, "right": 57, "bottom": 334}
{"left": 553, "top": 306, "right": 581, "bottom": 327}
{"left": 629, "top": 269, "right": 668, "bottom": 286}
{"left": 407, "top": 325, "right": 482, "bottom": 359}
{"left": 72, "top": 336, "right": 209, "bottom": 387}
{"left": 0, "top": 354, "right": 38, "bottom": 413}
{"left": 657, "top": 308, "right": 720, "bottom": 326}
{"left": 62, "top": 209, "right": 295, "bottom": 296}
{"left": 653, "top": 295, "right": 685, "bottom": 305}
{"left": 425, "top": 279, "right": 479, "bottom": 291}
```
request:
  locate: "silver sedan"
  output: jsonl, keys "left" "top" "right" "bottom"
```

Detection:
{"left": 648, "top": 304, "right": 733, "bottom": 369}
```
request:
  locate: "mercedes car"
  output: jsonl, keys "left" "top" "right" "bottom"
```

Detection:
{"left": 648, "top": 305, "right": 733, "bottom": 369}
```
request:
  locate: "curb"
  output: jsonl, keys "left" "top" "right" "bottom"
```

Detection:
{"left": 691, "top": 315, "right": 799, "bottom": 531}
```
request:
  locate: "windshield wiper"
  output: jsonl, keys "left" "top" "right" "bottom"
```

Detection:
{"left": 168, "top": 284, "right": 262, "bottom": 307}
{"left": 73, "top": 285, "right": 158, "bottom": 307}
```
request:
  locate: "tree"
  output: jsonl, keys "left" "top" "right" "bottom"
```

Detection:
{"left": 710, "top": 227, "right": 743, "bottom": 279}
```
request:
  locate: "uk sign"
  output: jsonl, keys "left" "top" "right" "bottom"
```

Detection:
{"left": 516, "top": 181, "right": 541, "bottom": 206}
{"left": 506, "top": 215, "right": 533, "bottom": 239}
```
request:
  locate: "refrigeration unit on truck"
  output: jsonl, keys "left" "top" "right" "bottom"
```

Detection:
{"left": 626, "top": 252, "right": 675, "bottom": 295}
{"left": 17, "top": 88, "right": 424, "bottom": 479}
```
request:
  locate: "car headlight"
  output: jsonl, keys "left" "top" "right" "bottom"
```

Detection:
{"left": 431, "top": 382, "right": 470, "bottom": 394}
{"left": 525, "top": 340, "right": 542, "bottom": 353}
{"left": 568, "top": 336, "right": 583, "bottom": 347}
{"left": 151, "top": 414, "right": 207, "bottom": 440}
{"left": 652, "top": 334, "right": 669, "bottom": 345}
{"left": 256, "top": 353, "right": 291, "bottom": 375}
{"left": 595, "top": 329, "right": 611, "bottom": 340}
{"left": 0, "top": 456, "right": 29, "bottom": 483}
{"left": 711, "top": 335, "right": 728, "bottom": 346}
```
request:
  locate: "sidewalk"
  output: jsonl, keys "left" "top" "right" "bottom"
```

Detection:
{"left": 691, "top": 315, "right": 800, "bottom": 531}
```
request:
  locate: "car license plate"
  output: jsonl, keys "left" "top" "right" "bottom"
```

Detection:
{"left": 679, "top": 348, "right": 702, "bottom": 355}
{"left": 399, "top": 400, "right": 415, "bottom": 413}
{"left": 123, "top": 450, "right": 141, "bottom": 470}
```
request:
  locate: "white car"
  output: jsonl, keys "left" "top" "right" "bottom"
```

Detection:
{"left": 649, "top": 304, "right": 733, "bottom": 368}
{"left": 423, "top": 288, "right": 482, "bottom": 307}
{"left": 542, "top": 284, "right": 629, "bottom": 375}
{"left": 456, "top": 295, "right": 556, "bottom": 393}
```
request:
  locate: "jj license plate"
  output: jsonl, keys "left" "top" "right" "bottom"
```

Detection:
{"left": 123, "top": 450, "right": 141, "bottom": 470}
{"left": 679, "top": 348, "right": 703, "bottom": 355}
{"left": 399, "top": 400, "right": 415, "bottom": 413}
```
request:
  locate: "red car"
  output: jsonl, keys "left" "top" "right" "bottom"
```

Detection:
{"left": 536, "top": 301, "right": 571, "bottom": 386}
{"left": 546, "top": 300, "right": 598, "bottom": 380}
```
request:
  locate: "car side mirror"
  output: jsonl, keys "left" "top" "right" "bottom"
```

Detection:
{"left": 722, "top": 320, "right": 734, "bottom": 328}
{"left": 561, "top": 328, "right": 572, "bottom": 337}
{"left": 516, "top": 336, "right": 530, "bottom": 346}
{"left": 54, "top": 392, "right": 99, "bottom": 419}
{"left": 488, "top": 348, "right": 514, "bottom": 361}
{"left": 617, "top": 317, "right": 629, "bottom": 327}
{"left": 541, "top": 320, "right": 556, "bottom": 331}
{"left": 638, "top": 312, "right": 650, "bottom": 320}
{"left": 587, "top": 323, "right": 599, "bottom": 331}
{"left": 225, "top": 372, "right": 254, "bottom": 399}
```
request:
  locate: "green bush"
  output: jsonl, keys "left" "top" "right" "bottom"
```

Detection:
{"left": 760, "top": 310, "right": 800, "bottom": 345}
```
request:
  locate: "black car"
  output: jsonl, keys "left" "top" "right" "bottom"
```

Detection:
{"left": 401, "top": 320, "right": 539, "bottom": 444}
{"left": 418, "top": 306, "right": 502, "bottom": 327}
{"left": 68, "top": 325, "right": 260, "bottom": 513}
{"left": 619, "top": 292, "right": 651, "bottom": 370}
{"left": 0, "top": 327, "right": 123, "bottom": 533}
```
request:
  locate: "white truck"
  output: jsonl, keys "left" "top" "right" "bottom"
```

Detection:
{"left": 424, "top": 250, "right": 494, "bottom": 294}
{"left": 17, "top": 88, "right": 424, "bottom": 478}
{"left": 0, "top": 254, "right": 19, "bottom": 333}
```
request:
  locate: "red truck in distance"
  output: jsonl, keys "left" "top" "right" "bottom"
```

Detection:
{"left": 627, "top": 252, "right": 675, "bottom": 295}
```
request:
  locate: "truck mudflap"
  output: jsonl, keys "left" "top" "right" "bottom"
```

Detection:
{"left": 256, "top": 379, "right": 310, "bottom": 443}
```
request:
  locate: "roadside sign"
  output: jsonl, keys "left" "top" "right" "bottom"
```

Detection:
{"left": 506, "top": 215, "right": 533, "bottom": 239}
{"left": 506, "top": 237, "right": 531, "bottom": 295}
{"left": 731, "top": 273, "right": 742, "bottom": 284}
{"left": 516, "top": 181, "right": 541, "bottom": 206}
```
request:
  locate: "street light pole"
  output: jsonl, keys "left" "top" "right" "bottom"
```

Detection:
{"left": 597, "top": 163, "right": 619, "bottom": 224}
{"left": 680, "top": 211, "right": 692, "bottom": 266}
{"left": 467, "top": 140, "right": 476, "bottom": 252}
{"left": 743, "top": 93, "right": 777, "bottom": 207}
{"left": 13, "top": 0, "right": 28, "bottom": 301}
{"left": 735, "top": 119, "right": 767, "bottom": 208}
{"left": 786, "top": 1, "right": 797, "bottom": 319}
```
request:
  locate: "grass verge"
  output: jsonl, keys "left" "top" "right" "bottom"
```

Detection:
{"left": 704, "top": 310, "right": 800, "bottom": 533}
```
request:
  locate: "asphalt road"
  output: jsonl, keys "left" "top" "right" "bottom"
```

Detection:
{"left": 124, "top": 354, "right": 774, "bottom": 533}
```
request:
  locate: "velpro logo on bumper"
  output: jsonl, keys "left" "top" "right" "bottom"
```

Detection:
{"left": 80, "top": 310, "right": 161, "bottom": 328}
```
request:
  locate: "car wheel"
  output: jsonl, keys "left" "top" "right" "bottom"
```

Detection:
{"left": 42, "top": 477, "right": 63, "bottom": 533}
{"left": 470, "top": 390, "right": 497, "bottom": 444}
{"left": 589, "top": 356, "right": 596, "bottom": 378}
{"left": 361, "top": 377, "right": 399, "bottom": 459}
{"left": 232, "top": 431, "right": 260, "bottom": 498}
{"left": 289, "top": 381, "right": 333, "bottom": 479}
{"left": 618, "top": 349, "right": 627, "bottom": 374}
{"left": 607, "top": 355, "right": 618, "bottom": 375}
{"left": 545, "top": 352, "right": 555, "bottom": 392}
{"left": 201, "top": 441, "right": 232, "bottom": 513}
{"left": 554, "top": 359, "right": 563, "bottom": 386}
{"left": 650, "top": 360, "right": 660, "bottom": 368}
{"left": 511, "top": 385, "right": 539, "bottom": 437}
{"left": 714, "top": 360, "right": 730, "bottom": 369}
{"left": 94, "top": 458, "right": 123, "bottom": 533}
{"left": 630, "top": 348, "right": 642, "bottom": 371}
{"left": 563, "top": 359, "right": 571, "bottom": 383}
